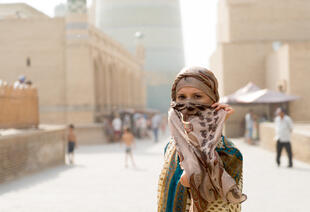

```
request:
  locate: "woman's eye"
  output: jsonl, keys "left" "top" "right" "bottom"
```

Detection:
{"left": 194, "top": 95, "right": 202, "bottom": 99}
{"left": 177, "top": 95, "right": 186, "bottom": 100}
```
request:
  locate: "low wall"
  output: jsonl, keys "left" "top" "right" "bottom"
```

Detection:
{"left": 75, "top": 123, "right": 107, "bottom": 145}
{"left": 260, "top": 122, "right": 310, "bottom": 163}
{"left": 0, "top": 85, "right": 39, "bottom": 129}
{"left": 0, "top": 126, "right": 66, "bottom": 184}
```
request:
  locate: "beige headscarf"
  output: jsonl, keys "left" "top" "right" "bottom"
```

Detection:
{"left": 168, "top": 67, "right": 247, "bottom": 212}
{"left": 171, "top": 67, "right": 219, "bottom": 103}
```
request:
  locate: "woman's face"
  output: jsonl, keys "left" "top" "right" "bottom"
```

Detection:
{"left": 176, "top": 87, "right": 214, "bottom": 105}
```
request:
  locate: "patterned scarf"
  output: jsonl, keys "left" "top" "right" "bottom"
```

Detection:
{"left": 157, "top": 136, "right": 244, "bottom": 212}
{"left": 168, "top": 67, "right": 247, "bottom": 212}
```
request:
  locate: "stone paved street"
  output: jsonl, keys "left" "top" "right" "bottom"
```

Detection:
{"left": 0, "top": 136, "right": 309, "bottom": 212}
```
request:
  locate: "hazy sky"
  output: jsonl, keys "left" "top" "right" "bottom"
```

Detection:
{"left": 180, "top": 0, "right": 218, "bottom": 67}
{"left": 0, "top": 0, "right": 218, "bottom": 67}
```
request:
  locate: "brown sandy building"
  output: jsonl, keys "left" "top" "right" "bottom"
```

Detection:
{"left": 210, "top": 0, "right": 310, "bottom": 137}
{"left": 0, "top": 1, "right": 146, "bottom": 125}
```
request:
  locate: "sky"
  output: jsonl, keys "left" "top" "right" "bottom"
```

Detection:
{"left": 180, "top": 0, "right": 218, "bottom": 67}
{"left": 0, "top": 0, "right": 218, "bottom": 67}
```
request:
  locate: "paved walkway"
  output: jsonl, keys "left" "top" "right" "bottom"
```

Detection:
{"left": 0, "top": 136, "right": 309, "bottom": 212}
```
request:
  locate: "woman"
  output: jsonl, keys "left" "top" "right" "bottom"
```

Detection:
{"left": 157, "top": 67, "right": 247, "bottom": 212}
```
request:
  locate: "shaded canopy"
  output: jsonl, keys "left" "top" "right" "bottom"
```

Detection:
{"left": 235, "top": 89, "right": 299, "bottom": 104}
{"left": 221, "top": 82, "right": 299, "bottom": 104}
{"left": 221, "top": 82, "right": 261, "bottom": 104}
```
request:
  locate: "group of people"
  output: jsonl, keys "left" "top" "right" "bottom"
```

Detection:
{"left": 244, "top": 110, "right": 270, "bottom": 144}
{"left": 104, "top": 112, "right": 167, "bottom": 143}
{"left": 0, "top": 75, "right": 33, "bottom": 89}
{"left": 66, "top": 112, "right": 167, "bottom": 168}
{"left": 107, "top": 112, "right": 167, "bottom": 168}
{"left": 13, "top": 75, "right": 33, "bottom": 89}
{"left": 244, "top": 110, "right": 261, "bottom": 144}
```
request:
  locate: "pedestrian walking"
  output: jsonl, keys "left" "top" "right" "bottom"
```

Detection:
{"left": 275, "top": 107, "right": 294, "bottom": 168}
{"left": 67, "top": 124, "right": 77, "bottom": 165}
{"left": 151, "top": 113, "right": 161, "bottom": 142}
{"left": 133, "top": 113, "right": 141, "bottom": 137}
{"left": 103, "top": 117, "right": 114, "bottom": 142}
{"left": 252, "top": 113, "right": 259, "bottom": 141}
{"left": 121, "top": 128, "right": 136, "bottom": 168}
{"left": 123, "top": 114, "right": 131, "bottom": 129}
{"left": 160, "top": 115, "right": 167, "bottom": 136}
{"left": 139, "top": 115, "right": 148, "bottom": 138}
{"left": 135, "top": 115, "right": 142, "bottom": 138}
{"left": 112, "top": 114, "right": 122, "bottom": 141}
{"left": 245, "top": 110, "right": 254, "bottom": 144}
{"left": 157, "top": 66, "right": 247, "bottom": 212}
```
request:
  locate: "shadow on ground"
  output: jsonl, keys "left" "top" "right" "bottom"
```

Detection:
{"left": 0, "top": 164, "right": 79, "bottom": 195}
{"left": 77, "top": 136, "right": 167, "bottom": 156}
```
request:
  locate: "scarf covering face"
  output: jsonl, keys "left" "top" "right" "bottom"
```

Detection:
{"left": 168, "top": 67, "right": 247, "bottom": 212}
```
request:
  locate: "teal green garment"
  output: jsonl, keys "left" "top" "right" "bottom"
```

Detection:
{"left": 162, "top": 141, "right": 187, "bottom": 212}
{"left": 162, "top": 136, "right": 243, "bottom": 212}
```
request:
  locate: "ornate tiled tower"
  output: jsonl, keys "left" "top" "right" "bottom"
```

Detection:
{"left": 67, "top": 0, "right": 87, "bottom": 13}
{"left": 95, "top": 0, "right": 185, "bottom": 112}
{"left": 65, "top": 0, "right": 95, "bottom": 123}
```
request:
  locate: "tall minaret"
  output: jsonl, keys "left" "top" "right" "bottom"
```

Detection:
{"left": 66, "top": 0, "right": 88, "bottom": 40}
{"left": 67, "top": 0, "right": 87, "bottom": 13}
{"left": 65, "top": 0, "right": 95, "bottom": 123}
{"left": 95, "top": 0, "right": 185, "bottom": 112}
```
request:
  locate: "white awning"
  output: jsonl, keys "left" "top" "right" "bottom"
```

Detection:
{"left": 221, "top": 82, "right": 261, "bottom": 104}
{"left": 235, "top": 89, "right": 299, "bottom": 104}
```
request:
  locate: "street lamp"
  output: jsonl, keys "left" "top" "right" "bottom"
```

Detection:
{"left": 134, "top": 31, "right": 145, "bottom": 60}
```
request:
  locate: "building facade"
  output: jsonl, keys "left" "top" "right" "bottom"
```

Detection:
{"left": 0, "top": 1, "right": 146, "bottom": 125}
{"left": 95, "top": 0, "right": 185, "bottom": 112}
{"left": 210, "top": 0, "right": 310, "bottom": 137}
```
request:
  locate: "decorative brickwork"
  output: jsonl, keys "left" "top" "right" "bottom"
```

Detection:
{"left": 67, "top": 0, "right": 86, "bottom": 13}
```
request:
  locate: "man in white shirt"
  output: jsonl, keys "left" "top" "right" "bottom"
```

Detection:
{"left": 152, "top": 113, "right": 161, "bottom": 142}
{"left": 274, "top": 107, "right": 293, "bottom": 168}
{"left": 112, "top": 115, "right": 122, "bottom": 141}
{"left": 245, "top": 110, "right": 254, "bottom": 144}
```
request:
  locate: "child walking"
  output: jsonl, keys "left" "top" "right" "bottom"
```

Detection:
{"left": 121, "top": 128, "right": 136, "bottom": 168}
{"left": 67, "top": 124, "right": 77, "bottom": 165}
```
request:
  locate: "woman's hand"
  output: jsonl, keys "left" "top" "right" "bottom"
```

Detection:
{"left": 180, "top": 171, "right": 190, "bottom": 187}
{"left": 211, "top": 103, "right": 235, "bottom": 121}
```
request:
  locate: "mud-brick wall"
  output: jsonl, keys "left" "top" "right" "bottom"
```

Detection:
{"left": 0, "top": 127, "right": 66, "bottom": 183}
